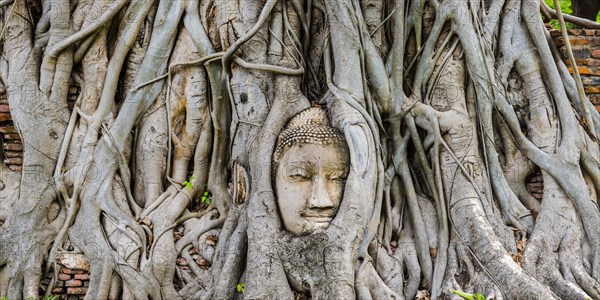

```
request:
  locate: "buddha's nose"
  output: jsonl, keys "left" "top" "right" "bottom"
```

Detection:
{"left": 308, "top": 176, "right": 334, "bottom": 209}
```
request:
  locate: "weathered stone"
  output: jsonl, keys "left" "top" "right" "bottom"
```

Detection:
{"left": 67, "top": 287, "right": 88, "bottom": 295}
{"left": 56, "top": 252, "right": 90, "bottom": 271}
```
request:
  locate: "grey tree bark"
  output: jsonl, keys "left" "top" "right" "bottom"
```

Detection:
{"left": 0, "top": 0, "right": 598, "bottom": 299}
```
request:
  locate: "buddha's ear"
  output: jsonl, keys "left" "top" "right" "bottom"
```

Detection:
{"left": 232, "top": 159, "right": 249, "bottom": 205}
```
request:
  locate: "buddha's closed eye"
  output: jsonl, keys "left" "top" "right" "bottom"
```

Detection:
{"left": 326, "top": 170, "right": 348, "bottom": 181}
{"left": 286, "top": 167, "right": 311, "bottom": 181}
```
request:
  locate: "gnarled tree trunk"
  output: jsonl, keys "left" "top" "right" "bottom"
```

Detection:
{"left": 0, "top": 0, "right": 599, "bottom": 299}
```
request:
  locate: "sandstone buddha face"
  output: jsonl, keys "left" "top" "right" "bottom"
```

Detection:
{"left": 273, "top": 108, "right": 350, "bottom": 235}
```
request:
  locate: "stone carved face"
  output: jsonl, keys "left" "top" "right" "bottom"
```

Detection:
{"left": 275, "top": 143, "right": 349, "bottom": 235}
{"left": 273, "top": 108, "right": 350, "bottom": 235}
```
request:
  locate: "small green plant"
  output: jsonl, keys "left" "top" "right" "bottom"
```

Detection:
{"left": 451, "top": 289, "right": 486, "bottom": 300}
{"left": 182, "top": 176, "right": 194, "bottom": 190}
{"left": 201, "top": 191, "right": 211, "bottom": 205}
{"left": 236, "top": 282, "right": 245, "bottom": 293}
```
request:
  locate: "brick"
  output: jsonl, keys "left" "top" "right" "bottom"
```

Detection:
{"left": 0, "top": 113, "right": 11, "bottom": 122}
{"left": 529, "top": 188, "right": 543, "bottom": 194}
{"left": 569, "top": 37, "right": 589, "bottom": 45}
{"left": 67, "top": 287, "right": 88, "bottom": 295}
{"left": 585, "top": 86, "right": 600, "bottom": 94}
{"left": 550, "top": 29, "right": 562, "bottom": 37}
{"left": 51, "top": 287, "right": 65, "bottom": 294}
{"left": 586, "top": 59, "right": 600, "bottom": 67}
{"left": 590, "top": 95, "right": 600, "bottom": 105}
{"left": 58, "top": 273, "right": 72, "bottom": 281}
{"left": 528, "top": 182, "right": 543, "bottom": 188}
{"left": 572, "top": 49, "right": 591, "bottom": 59}
{"left": 567, "top": 58, "right": 600, "bottom": 67}
{"left": 65, "top": 279, "right": 82, "bottom": 287}
{"left": 3, "top": 133, "right": 21, "bottom": 140}
{"left": 584, "top": 29, "right": 596, "bottom": 36}
{"left": 0, "top": 126, "right": 17, "bottom": 133}
{"left": 4, "top": 151, "right": 23, "bottom": 157}
{"left": 0, "top": 104, "right": 9, "bottom": 113}
{"left": 61, "top": 268, "right": 84, "bottom": 275}
{"left": 176, "top": 257, "right": 188, "bottom": 266}
{"left": 8, "top": 165, "right": 21, "bottom": 172}
{"left": 567, "top": 66, "right": 592, "bottom": 75}
{"left": 554, "top": 37, "right": 564, "bottom": 47}
{"left": 529, "top": 174, "right": 543, "bottom": 182}
{"left": 5, "top": 143, "right": 23, "bottom": 151}
{"left": 591, "top": 78, "right": 600, "bottom": 86}
{"left": 4, "top": 157, "right": 22, "bottom": 165}
{"left": 74, "top": 273, "right": 90, "bottom": 280}
{"left": 593, "top": 50, "right": 600, "bottom": 58}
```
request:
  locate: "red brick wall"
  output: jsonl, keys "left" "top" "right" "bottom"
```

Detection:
{"left": 0, "top": 90, "right": 88, "bottom": 299}
{"left": 42, "top": 268, "right": 89, "bottom": 298}
{"left": 550, "top": 29, "right": 600, "bottom": 113}
{"left": 527, "top": 172, "right": 544, "bottom": 201}
{"left": 0, "top": 94, "right": 23, "bottom": 173}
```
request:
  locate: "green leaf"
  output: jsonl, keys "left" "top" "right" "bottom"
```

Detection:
{"left": 451, "top": 290, "right": 475, "bottom": 300}
{"left": 544, "top": 0, "right": 573, "bottom": 29}
{"left": 236, "top": 282, "right": 245, "bottom": 293}
{"left": 183, "top": 176, "right": 195, "bottom": 190}
{"left": 451, "top": 290, "right": 488, "bottom": 300}
{"left": 201, "top": 191, "right": 211, "bottom": 205}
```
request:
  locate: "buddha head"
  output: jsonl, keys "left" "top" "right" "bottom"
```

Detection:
{"left": 273, "top": 107, "right": 350, "bottom": 235}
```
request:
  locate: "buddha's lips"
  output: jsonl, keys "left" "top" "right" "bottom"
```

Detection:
{"left": 303, "top": 216, "right": 332, "bottom": 223}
